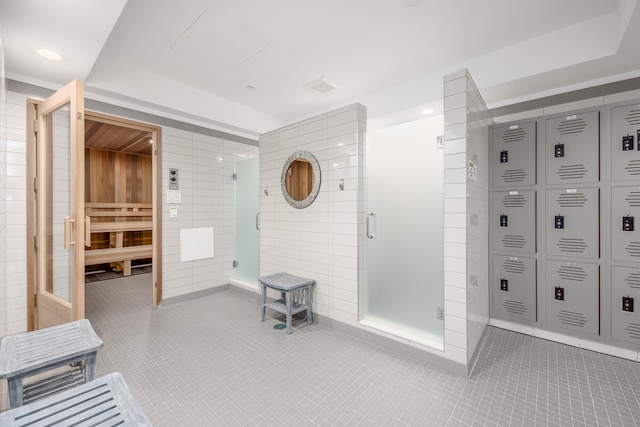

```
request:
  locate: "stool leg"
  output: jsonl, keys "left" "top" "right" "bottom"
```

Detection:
{"left": 306, "top": 286, "right": 313, "bottom": 325}
{"left": 7, "top": 378, "right": 23, "bottom": 408}
{"left": 286, "top": 290, "right": 292, "bottom": 334}
{"left": 86, "top": 353, "right": 98, "bottom": 382}
{"left": 260, "top": 284, "right": 267, "bottom": 321}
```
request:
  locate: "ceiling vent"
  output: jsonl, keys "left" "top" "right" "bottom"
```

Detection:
{"left": 304, "top": 76, "right": 339, "bottom": 95}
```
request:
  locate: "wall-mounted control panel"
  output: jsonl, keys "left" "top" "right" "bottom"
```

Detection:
{"left": 169, "top": 168, "right": 179, "bottom": 190}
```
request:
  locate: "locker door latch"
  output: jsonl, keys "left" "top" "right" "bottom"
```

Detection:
{"left": 623, "top": 216, "right": 634, "bottom": 232}
{"left": 500, "top": 150, "right": 508, "bottom": 163}
{"left": 499, "top": 215, "right": 508, "bottom": 227}
{"left": 554, "top": 215, "right": 565, "bottom": 229}
{"left": 622, "top": 296, "right": 634, "bottom": 312}
{"left": 554, "top": 286, "right": 565, "bottom": 301}
{"left": 554, "top": 143, "right": 565, "bottom": 158}
{"left": 622, "top": 135, "right": 635, "bottom": 151}
{"left": 500, "top": 279, "right": 508, "bottom": 292}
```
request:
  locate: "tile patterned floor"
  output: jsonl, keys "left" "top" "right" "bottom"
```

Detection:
{"left": 81, "top": 274, "right": 640, "bottom": 425}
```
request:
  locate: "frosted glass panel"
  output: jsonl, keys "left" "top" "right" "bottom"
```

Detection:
{"left": 363, "top": 117, "right": 444, "bottom": 348}
{"left": 234, "top": 158, "right": 259, "bottom": 284}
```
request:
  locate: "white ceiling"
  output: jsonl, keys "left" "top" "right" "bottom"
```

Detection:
{"left": 2, "top": 0, "right": 639, "bottom": 138}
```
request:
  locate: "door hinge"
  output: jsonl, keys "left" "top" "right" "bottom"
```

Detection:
{"left": 233, "top": 260, "right": 238, "bottom": 268}
{"left": 77, "top": 112, "right": 83, "bottom": 120}
{"left": 33, "top": 177, "right": 38, "bottom": 192}
{"left": 154, "top": 282, "right": 158, "bottom": 288}
{"left": 33, "top": 235, "right": 37, "bottom": 251}
{"left": 232, "top": 173, "right": 237, "bottom": 180}
{"left": 33, "top": 118, "right": 38, "bottom": 134}
{"left": 34, "top": 293, "right": 37, "bottom": 307}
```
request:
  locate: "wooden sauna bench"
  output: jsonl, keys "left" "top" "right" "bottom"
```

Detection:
{"left": 85, "top": 203, "right": 152, "bottom": 276}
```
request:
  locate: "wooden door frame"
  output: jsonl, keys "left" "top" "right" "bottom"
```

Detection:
{"left": 27, "top": 106, "right": 163, "bottom": 330}
{"left": 83, "top": 111, "right": 163, "bottom": 308}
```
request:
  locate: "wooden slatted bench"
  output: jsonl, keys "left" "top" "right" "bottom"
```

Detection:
{"left": 0, "top": 319, "right": 104, "bottom": 409}
{"left": 85, "top": 202, "right": 152, "bottom": 276}
{"left": 0, "top": 372, "right": 151, "bottom": 426}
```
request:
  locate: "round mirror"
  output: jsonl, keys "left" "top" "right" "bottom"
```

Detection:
{"left": 281, "top": 151, "right": 321, "bottom": 209}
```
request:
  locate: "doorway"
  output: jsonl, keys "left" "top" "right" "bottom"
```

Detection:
{"left": 26, "top": 88, "right": 162, "bottom": 330}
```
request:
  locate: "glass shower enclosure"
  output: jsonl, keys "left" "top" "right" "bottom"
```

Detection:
{"left": 362, "top": 117, "right": 445, "bottom": 349}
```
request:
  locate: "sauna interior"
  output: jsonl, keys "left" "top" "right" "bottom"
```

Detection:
{"left": 83, "top": 118, "right": 153, "bottom": 279}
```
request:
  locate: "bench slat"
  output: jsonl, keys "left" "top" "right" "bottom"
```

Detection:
{"left": 85, "top": 245, "right": 153, "bottom": 265}
{"left": 90, "top": 221, "right": 153, "bottom": 233}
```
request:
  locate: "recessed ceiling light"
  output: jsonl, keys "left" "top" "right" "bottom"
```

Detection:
{"left": 421, "top": 108, "right": 434, "bottom": 115}
{"left": 36, "top": 48, "right": 62, "bottom": 61}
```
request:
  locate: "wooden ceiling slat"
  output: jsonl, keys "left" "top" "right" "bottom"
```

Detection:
{"left": 85, "top": 119, "right": 152, "bottom": 156}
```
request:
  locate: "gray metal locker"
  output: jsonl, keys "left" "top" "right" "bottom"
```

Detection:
{"left": 492, "top": 190, "right": 536, "bottom": 253}
{"left": 546, "top": 260, "right": 599, "bottom": 336}
{"left": 611, "top": 103, "right": 640, "bottom": 182}
{"left": 493, "top": 255, "right": 536, "bottom": 322}
{"left": 545, "top": 111, "right": 600, "bottom": 184}
{"left": 492, "top": 121, "right": 536, "bottom": 187}
{"left": 611, "top": 186, "right": 640, "bottom": 262}
{"left": 545, "top": 188, "right": 600, "bottom": 259}
{"left": 611, "top": 266, "right": 640, "bottom": 345}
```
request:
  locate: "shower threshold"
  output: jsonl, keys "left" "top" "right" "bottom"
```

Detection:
{"left": 360, "top": 317, "right": 444, "bottom": 351}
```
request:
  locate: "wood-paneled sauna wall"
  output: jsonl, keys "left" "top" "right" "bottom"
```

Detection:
{"left": 84, "top": 149, "right": 152, "bottom": 253}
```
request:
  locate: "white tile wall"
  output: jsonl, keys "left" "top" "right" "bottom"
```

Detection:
{"left": 0, "top": 62, "right": 6, "bottom": 338}
{"left": 161, "top": 129, "right": 259, "bottom": 300}
{"left": 259, "top": 104, "right": 365, "bottom": 325}
{"left": 443, "top": 69, "right": 493, "bottom": 369}
{"left": 2, "top": 91, "right": 27, "bottom": 335}
{"left": 0, "top": 89, "right": 257, "bottom": 338}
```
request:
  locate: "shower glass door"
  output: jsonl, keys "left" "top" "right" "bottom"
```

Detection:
{"left": 363, "top": 118, "right": 444, "bottom": 349}
{"left": 234, "top": 158, "right": 259, "bottom": 284}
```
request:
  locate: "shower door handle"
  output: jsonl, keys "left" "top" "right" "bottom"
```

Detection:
{"left": 367, "top": 212, "right": 375, "bottom": 239}
{"left": 256, "top": 213, "right": 260, "bottom": 230}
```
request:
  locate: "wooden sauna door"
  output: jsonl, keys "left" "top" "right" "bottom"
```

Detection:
{"left": 34, "top": 80, "right": 86, "bottom": 328}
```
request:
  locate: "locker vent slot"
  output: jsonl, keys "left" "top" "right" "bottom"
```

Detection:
{"left": 502, "top": 194, "right": 526, "bottom": 208}
{"left": 557, "top": 265, "right": 587, "bottom": 281}
{"left": 624, "top": 160, "right": 640, "bottom": 175}
{"left": 502, "top": 259, "right": 526, "bottom": 274}
{"left": 503, "top": 300, "right": 527, "bottom": 315}
{"left": 501, "top": 169, "right": 526, "bottom": 183}
{"left": 625, "top": 323, "right": 640, "bottom": 340}
{"left": 625, "top": 272, "right": 640, "bottom": 289}
{"left": 501, "top": 128, "right": 526, "bottom": 142}
{"left": 624, "top": 109, "right": 640, "bottom": 125}
{"left": 557, "top": 310, "right": 588, "bottom": 328}
{"left": 502, "top": 235, "right": 526, "bottom": 249}
{"left": 556, "top": 192, "right": 587, "bottom": 207}
{"left": 624, "top": 242, "right": 640, "bottom": 257}
{"left": 557, "top": 238, "right": 588, "bottom": 253}
{"left": 624, "top": 191, "right": 640, "bottom": 207}
{"left": 557, "top": 118, "right": 587, "bottom": 135}
{"left": 556, "top": 164, "right": 588, "bottom": 180}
